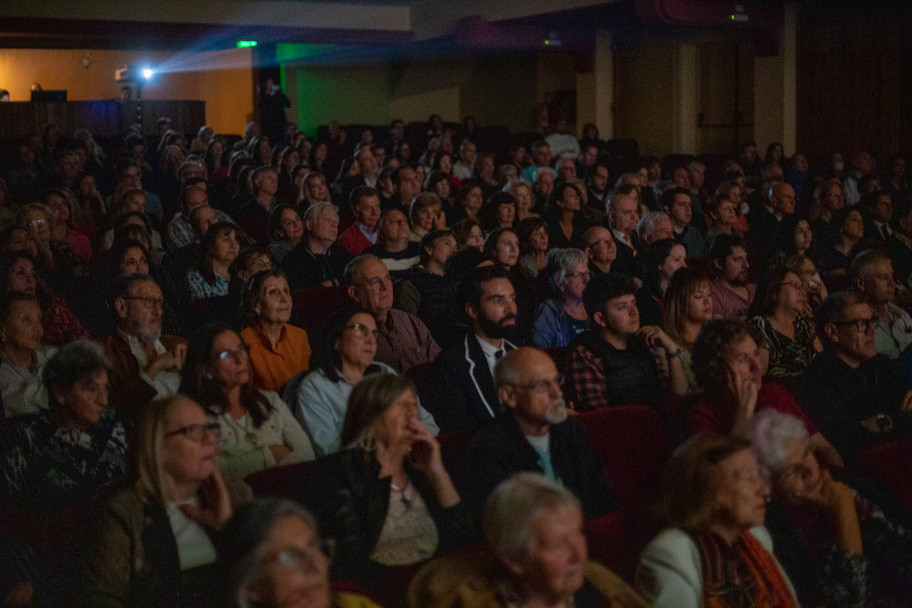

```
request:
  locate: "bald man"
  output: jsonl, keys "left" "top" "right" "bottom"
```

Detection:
{"left": 463, "top": 347, "right": 618, "bottom": 520}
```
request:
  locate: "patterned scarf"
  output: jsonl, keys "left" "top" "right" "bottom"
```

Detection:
{"left": 693, "top": 530, "right": 796, "bottom": 608}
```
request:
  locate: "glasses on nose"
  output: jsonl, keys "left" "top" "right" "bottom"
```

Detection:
{"left": 124, "top": 296, "right": 164, "bottom": 310}
{"left": 835, "top": 315, "right": 878, "bottom": 333}
{"left": 28, "top": 219, "right": 47, "bottom": 227}
{"left": 566, "top": 271, "right": 591, "bottom": 281}
{"left": 272, "top": 540, "right": 334, "bottom": 571}
{"left": 165, "top": 422, "right": 220, "bottom": 442}
{"left": 345, "top": 323, "right": 379, "bottom": 339}
{"left": 511, "top": 375, "right": 564, "bottom": 394}
{"left": 359, "top": 275, "right": 392, "bottom": 290}
{"left": 216, "top": 344, "right": 251, "bottom": 362}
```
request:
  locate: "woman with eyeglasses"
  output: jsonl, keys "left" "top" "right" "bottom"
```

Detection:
{"left": 179, "top": 322, "right": 314, "bottom": 481}
{"left": 749, "top": 267, "right": 823, "bottom": 382}
{"left": 80, "top": 395, "right": 251, "bottom": 608}
{"left": 301, "top": 372, "right": 472, "bottom": 600}
{"left": 532, "top": 248, "right": 591, "bottom": 349}
{"left": 292, "top": 306, "right": 438, "bottom": 457}
{"left": 221, "top": 498, "right": 380, "bottom": 608}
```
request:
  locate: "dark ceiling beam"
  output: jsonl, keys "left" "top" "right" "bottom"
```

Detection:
{"left": 0, "top": 17, "right": 411, "bottom": 51}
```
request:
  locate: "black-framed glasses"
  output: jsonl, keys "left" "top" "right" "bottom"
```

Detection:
{"left": 834, "top": 315, "right": 878, "bottom": 333}
{"left": 123, "top": 296, "right": 164, "bottom": 310}
{"left": 165, "top": 423, "right": 220, "bottom": 442}
{"left": 345, "top": 323, "right": 379, "bottom": 339}
{"left": 216, "top": 343, "right": 251, "bottom": 362}
{"left": 509, "top": 374, "right": 565, "bottom": 394}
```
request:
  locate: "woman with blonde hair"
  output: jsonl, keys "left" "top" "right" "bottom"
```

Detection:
{"left": 81, "top": 395, "right": 250, "bottom": 607}
{"left": 663, "top": 267, "right": 713, "bottom": 393}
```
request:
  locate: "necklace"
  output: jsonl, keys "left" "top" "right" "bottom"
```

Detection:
{"left": 390, "top": 480, "right": 413, "bottom": 510}
{"left": 225, "top": 411, "right": 258, "bottom": 445}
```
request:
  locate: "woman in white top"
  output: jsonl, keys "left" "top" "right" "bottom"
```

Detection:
{"left": 292, "top": 306, "right": 437, "bottom": 456}
{"left": 179, "top": 322, "right": 314, "bottom": 480}
{"left": 0, "top": 292, "right": 55, "bottom": 417}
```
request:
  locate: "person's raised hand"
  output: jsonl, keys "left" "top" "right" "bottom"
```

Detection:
{"left": 180, "top": 469, "right": 232, "bottom": 531}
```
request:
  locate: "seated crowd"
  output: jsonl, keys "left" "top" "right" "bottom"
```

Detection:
{"left": 2, "top": 112, "right": 912, "bottom": 608}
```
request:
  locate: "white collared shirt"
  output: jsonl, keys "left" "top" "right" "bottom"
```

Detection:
{"left": 119, "top": 329, "right": 181, "bottom": 398}
{"left": 476, "top": 334, "right": 506, "bottom": 375}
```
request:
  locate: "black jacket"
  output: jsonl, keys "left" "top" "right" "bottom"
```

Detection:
{"left": 299, "top": 449, "right": 476, "bottom": 587}
{"left": 464, "top": 413, "right": 618, "bottom": 521}
{"left": 429, "top": 334, "right": 517, "bottom": 432}
{"left": 280, "top": 242, "right": 352, "bottom": 289}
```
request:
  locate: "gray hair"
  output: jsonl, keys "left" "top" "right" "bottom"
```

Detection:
{"left": 637, "top": 211, "right": 668, "bottom": 239}
{"left": 545, "top": 247, "right": 589, "bottom": 293}
{"left": 749, "top": 409, "right": 809, "bottom": 481}
{"left": 343, "top": 253, "right": 382, "bottom": 287}
{"left": 848, "top": 249, "right": 892, "bottom": 287}
{"left": 43, "top": 339, "right": 114, "bottom": 393}
{"left": 302, "top": 201, "right": 338, "bottom": 227}
{"left": 483, "top": 472, "right": 581, "bottom": 563}
{"left": 221, "top": 498, "right": 320, "bottom": 608}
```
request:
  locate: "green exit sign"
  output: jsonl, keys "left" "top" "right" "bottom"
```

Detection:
{"left": 237, "top": 41, "right": 258, "bottom": 48}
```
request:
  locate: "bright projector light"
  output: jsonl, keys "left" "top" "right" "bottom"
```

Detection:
{"left": 141, "top": 68, "right": 155, "bottom": 80}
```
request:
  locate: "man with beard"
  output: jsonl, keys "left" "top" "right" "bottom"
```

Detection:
{"left": 430, "top": 266, "right": 520, "bottom": 431}
{"left": 100, "top": 275, "right": 186, "bottom": 412}
{"left": 463, "top": 347, "right": 618, "bottom": 520}
{"left": 564, "top": 273, "right": 686, "bottom": 410}
{"left": 708, "top": 233, "right": 756, "bottom": 319}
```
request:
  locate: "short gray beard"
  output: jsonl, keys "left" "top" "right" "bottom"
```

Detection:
{"left": 545, "top": 399, "right": 569, "bottom": 425}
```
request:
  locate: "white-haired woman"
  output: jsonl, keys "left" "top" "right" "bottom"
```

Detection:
{"left": 532, "top": 248, "right": 591, "bottom": 348}
{"left": 409, "top": 473, "right": 647, "bottom": 608}
{"left": 750, "top": 409, "right": 912, "bottom": 607}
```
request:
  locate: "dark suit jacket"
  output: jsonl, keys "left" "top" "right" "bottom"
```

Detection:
{"left": 99, "top": 332, "right": 186, "bottom": 416}
{"left": 464, "top": 413, "right": 618, "bottom": 521}
{"left": 429, "top": 333, "right": 516, "bottom": 432}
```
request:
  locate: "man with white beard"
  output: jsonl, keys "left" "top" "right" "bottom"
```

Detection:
{"left": 100, "top": 274, "right": 186, "bottom": 410}
{"left": 463, "top": 347, "right": 618, "bottom": 520}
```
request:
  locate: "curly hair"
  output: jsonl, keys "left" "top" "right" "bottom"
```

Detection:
{"left": 691, "top": 318, "right": 759, "bottom": 394}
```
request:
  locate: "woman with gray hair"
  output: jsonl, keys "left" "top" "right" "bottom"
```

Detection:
{"left": 408, "top": 473, "right": 646, "bottom": 608}
{"left": 532, "top": 247, "right": 591, "bottom": 348}
{"left": 300, "top": 372, "right": 473, "bottom": 598}
{"left": 220, "top": 498, "right": 380, "bottom": 608}
{"left": 750, "top": 409, "right": 912, "bottom": 607}
{"left": 0, "top": 339, "right": 128, "bottom": 516}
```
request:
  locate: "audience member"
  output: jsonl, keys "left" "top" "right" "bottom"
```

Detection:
{"left": 179, "top": 323, "right": 314, "bottom": 480}
{"left": 749, "top": 267, "right": 822, "bottom": 380}
{"left": 0, "top": 292, "right": 55, "bottom": 417}
{"left": 515, "top": 216, "right": 549, "bottom": 279}
{"left": 167, "top": 185, "right": 233, "bottom": 252}
{"left": 794, "top": 292, "right": 912, "bottom": 462}
{"left": 101, "top": 274, "right": 186, "bottom": 409}
{"left": 394, "top": 229, "right": 458, "bottom": 345}
{"left": 298, "top": 373, "right": 473, "bottom": 590}
{"left": 238, "top": 166, "right": 278, "bottom": 221}
{"left": 709, "top": 233, "right": 756, "bottom": 318}
{"left": 662, "top": 267, "right": 712, "bottom": 393}
{"left": 464, "top": 347, "right": 618, "bottom": 519}
{"left": 582, "top": 225, "right": 617, "bottom": 277}
{"left": 80, "top": 395, "right": 250, "bottom": 607}
{"left": 432, "top": 266, "right": 520, "bottom": 431}
{"left": 292, "top": 306, "right": 437, "bottom": 456}
{"left": 337, "top": 186, "right": 381, "bottom": 256}
{"left": 240, "top": 268, "right": 311, "bottom": 393}
{"left": 281, "top": 202, "right": 351, "bottom": 288}
{"left": 662, "top": 186, "right": 707, "bottom": 258}
{"left": 1, "top": 340, "right": 127, "bottom": 515}
{"left": 533, "top": 248, "right": 591, "bottom": 348}
{"left": 345, "top": 254, "right": 440, "bottom": 373}
{"left": 265, "top": 203, "right": 303, "bottom": 263}
{"left": 187, "top": 221, "right": 241, "bottom": 301}
{"left": 564, "top": 273, "right": 687, "bottom": 410}
{"left": 411, "top": 473, "right": 645, "bottom": 608}
{"left": 851, "top": 249, "right": 912, "bottom": 359}
{"left": 364, "top": 207, "right": 421, "bottom": 279}
{"left": 545, "top": 183, "right": 587, "bottom": 249}
{"left": 604, "top": 190, "right": 641, "bottom": 277}
{"left": 820, "top": 206, "right": 864, "bottom": 277}
{"left": 636, "top": 433, "right": 798, "bottom": 607}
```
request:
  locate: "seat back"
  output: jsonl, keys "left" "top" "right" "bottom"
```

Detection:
{"left": 245, "top": 460, "right": 319, "bottom": 500}
{"left": 578, "top": 405, "right": 672, "bottom": 508}
{"left": 290, "top": 286, "right": 353, "bottom": 336}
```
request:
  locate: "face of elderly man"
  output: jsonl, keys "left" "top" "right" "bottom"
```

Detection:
{"left": 348, "top": 257, "right": 394, "bottom": 318}
{"left": 115, "top": 279, "right": 163, "bottom": 344}
{"left": 498, "top": 349, "right": 568, "bottom": 437}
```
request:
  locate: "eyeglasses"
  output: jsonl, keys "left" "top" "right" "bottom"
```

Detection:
{"left": 271, "top": 539, "right": 334, "bottom": 571}
{"left": 357, "top": 275, "right": 392, "bottom": 290}
{"left": 834, "top": 315, "right": 878, "bottom": 333}
{"left": 345, "top": 323, "right": 379, "bottom": 339}
{"left": 566, "top": 271, "right": 591, "bottom": 281}
{"left": 509, "top": 375, "right": 565, "bottom": 394}
{"left": 123, "top": 296, "right": 164, "bottom": 310}
{"left": 28, "top": 218, "right": 48, "bottom": 227}
{"left": 216, "top": 343, "right": 251, "bottom": 362}
{"left": 165, "top": 422, "right": 220, "bottom": 442}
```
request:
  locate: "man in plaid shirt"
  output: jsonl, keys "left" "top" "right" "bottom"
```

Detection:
{"left": 563, "top": 273, "right": 688, "bottom": 411}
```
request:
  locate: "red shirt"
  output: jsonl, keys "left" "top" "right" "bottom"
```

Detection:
{"left": 689, "top": 382, "right": 818, "bottom": 436}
